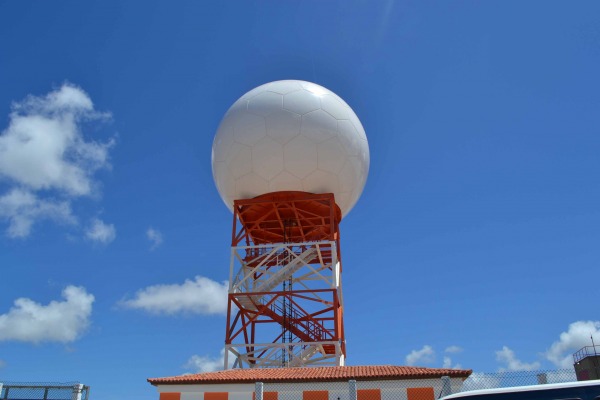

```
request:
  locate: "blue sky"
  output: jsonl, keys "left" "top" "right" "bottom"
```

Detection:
{"left": 1, "top": 1, "right": 599, "bottom": 399}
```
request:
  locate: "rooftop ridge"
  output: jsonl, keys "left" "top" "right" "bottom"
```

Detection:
{"left": 148, "top": 365, "right": 472, "bottom": 385}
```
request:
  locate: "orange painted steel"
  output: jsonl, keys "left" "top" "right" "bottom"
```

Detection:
{"left": 226, "top": 289, "right": 343, "bottom": 355}
{"left": 232, "top": 191, "right": 341, "bottom": 243}
{"left": 232, "top": 191, "right": 342, "bottom": 269}
{"left": 225, "top": 191, "right": 346, "bottom": 367}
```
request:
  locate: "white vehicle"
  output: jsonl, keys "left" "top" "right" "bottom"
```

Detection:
{"left": 442, "top": 380, "right": 600, "bottom": 400}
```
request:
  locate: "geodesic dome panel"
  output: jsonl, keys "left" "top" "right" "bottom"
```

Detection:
{"left": 212, "top": 80, "right": 369, "bottom": 218}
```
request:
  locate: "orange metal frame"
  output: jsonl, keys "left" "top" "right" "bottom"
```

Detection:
{"left": 232, "top": 191, "right": 341, "bottom": 251}
{"left": 226, "top": 289, "right": 343, "bottom": 356}
{"left": 225, "top": 191, "right": 346, "bottom": 367}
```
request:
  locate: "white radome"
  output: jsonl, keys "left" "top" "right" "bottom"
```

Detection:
{"left": 212, "top": 80, "right": 369, "bottom": 218}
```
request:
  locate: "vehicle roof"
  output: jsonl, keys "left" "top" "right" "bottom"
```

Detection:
{"left": 442, "top": 380, "right": 600, "bottom": 400}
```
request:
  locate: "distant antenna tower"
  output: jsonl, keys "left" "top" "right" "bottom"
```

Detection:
{"left": 212, "top": 80, "right": 369, "bottom": 368}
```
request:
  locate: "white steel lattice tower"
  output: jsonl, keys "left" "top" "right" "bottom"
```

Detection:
{"left": 212, "top": 80, "right": 369, "bottom": 368}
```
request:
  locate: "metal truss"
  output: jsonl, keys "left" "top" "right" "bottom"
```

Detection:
{"left": 225, "top": 341, "right": 345, "bottom": 369}
{"left": 224, "top": 192, "right": 346, "bottom": 369}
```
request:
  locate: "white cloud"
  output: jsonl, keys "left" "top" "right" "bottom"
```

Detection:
{"left": 544, "top": 369, "right": 577, "bottom": 383}
{"left": 442, "top": 346, "right": 463, "bottom": 369}
{"left": 0, "top": 188, "right": 75, "bottom": 238}
{"left": 445, "top": 345, "right": 463, "bottom": 354}
{"left": 146, "top": 227, "right": 163, "bottom": 249}
{"left": 461, "top": 372, "right": 501, "bottom": 391}
{"left": 0, "top": 83, "right": 114, "bottom": 238}
{"left": 442, "top": 356, "right": 462, "bottom": 370}
{"left": 496, "top": 346, "right": 541, "bottom": 371}
{"left": 442, "top": 356, "right": 451, "bottom": 368}
{"left": 406, "top": 345, "right": 435, "bottom": 366}
{"left": 0, "top": 286, "right": 94, "bottom": 344}
{"left": 120, "top": 276, "right": 228, "bottom": 315}
{"left": 545, "top": 320, "right": 600, "bottom": 368}
{"left": 184, "top": 349, "right": 233, "bottom": 373}
{"left": 86, "top": 218, "right": 116, "bottom": 244}
{"left": 0, "top": 359, "right": 5, "bottom": 368}
{"left": 0, "top": 83, "right": 112, "bottom": 195}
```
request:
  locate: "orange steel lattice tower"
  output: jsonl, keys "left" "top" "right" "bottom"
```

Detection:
{"left": 224, "top": 191, "right": 345, "bottom": 368}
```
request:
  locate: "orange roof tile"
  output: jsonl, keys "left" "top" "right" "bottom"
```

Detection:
{"left": 148, "top": 365, "right": 472, "bottom": 385}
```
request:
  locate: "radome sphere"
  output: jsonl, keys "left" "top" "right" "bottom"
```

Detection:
{"left": 212, "top": 80, "right": 369, "bottom": 218}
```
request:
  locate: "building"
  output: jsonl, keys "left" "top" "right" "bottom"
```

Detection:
{"left": 574, "top": 345, "right": 600, "bottom": 381}
{"left": 148, "top": 365, "right": 472, "bottom": 400}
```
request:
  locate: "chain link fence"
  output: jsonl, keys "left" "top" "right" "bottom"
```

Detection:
{"left": 461, "top": 369, "right": 577, "bottom": 391}
{"left": 0, "top": 382, "right": 89, "bottom": 400}
{"left": 255, "top": 369, "right": 578, "bottom": 400}
{"left": 261, "top": 379, "right": 454, "bottom": 400}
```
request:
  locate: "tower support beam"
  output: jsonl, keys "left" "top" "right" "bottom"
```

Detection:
{"left": 224, "top": 192, "right": 346, "bottom": 368}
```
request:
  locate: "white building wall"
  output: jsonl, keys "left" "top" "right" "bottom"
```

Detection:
{"left": 159, "top": 383, "right": 254, "bottom": 400}
{"left": 156, "top": 377, "right": 466, "bottom": 400}
{"left": 229, "top": 392, "right": 252, "bottom": 400}
{"left": 263, "top": 378, "right": 462, "bottom": 400}
{"left": 158, "top": 384, "right": 255, "bottom": 393}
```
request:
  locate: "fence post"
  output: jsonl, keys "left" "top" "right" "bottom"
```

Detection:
{"left": 349, "top": 380, "right": 357, "bottom": 400}
{"left": 255, "top": 381, "right": 264, "bottom": 400}
{"left": 536, "top": 373, "right": 547, "bottom": 385}
{"left": 440, "top": 376, "right": 452, "bottom": 397}
{"left": 71, "top": 384, "right": 84, "bottom": 400}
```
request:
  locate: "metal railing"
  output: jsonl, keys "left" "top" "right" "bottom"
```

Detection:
{"left": 0, "top": 382, "right": 89, "bottom": 400}
{"left": 573, "top": 345, "right": 600, "bottom": 363}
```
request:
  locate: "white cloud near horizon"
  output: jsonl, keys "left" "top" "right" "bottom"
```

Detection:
{"left": 406, "top": 345, "right": 435, "bottom": 366}
{"left": 462, "top": 373, "right": 501, "bottom": 391}
{"left": 0, "top": 286, "right": 94, "bottom": 343}
{"left": 442, "top": 356, "right": 451, "bottom": 368}
{"left": 442, "top": 356, "right": 462, "bottom": 370}
{"left": 120, "top": 276, "right": 228, "bottom": 315}
{"left": 0, "top": 83, "right": 114, "bottom": 238}
{"left": 440, "top": 345, "right": 463, "bottom": 369}
{"left": 545, "top": 320, "right": 600, "bottom": 368}
{"left": 496, "top": 346, "right": 541, "bottom": 371}
{"left": 445, "top": 345, "right": 463, "bottom": 354}
{"left": 146, "top": 227, "right": 163, "bottom": 249}
{"left": 86, "top": 218, "right": 116, "bottom": 244}
{"left": 184, "top": 349, "right": 233, "bottom": 373}
{"left": 544, "top": 369, "right": 578, "bottom": 383}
